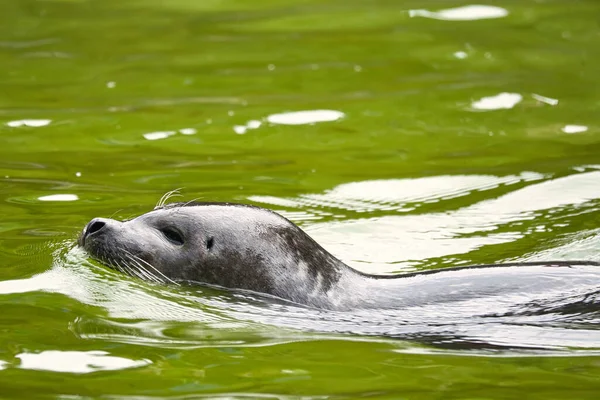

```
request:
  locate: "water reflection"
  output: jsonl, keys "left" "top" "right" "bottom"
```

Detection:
{"left": 266, "top": 110, "right": 345, "bottom": 125}
{"left": 251, "top": 171, "right": 600, "bottom": 271}
{"left": 409, "top": 5, "right": 508, "bottom": 21}
{"left": 143, "top": 128, "right": 198, "bottom": 141}
{"left": 233, "top": 120, "right": 262, "bottom": 135}
{"left": 5, "top": 119, "right": 51, "bottom": 128}
{"left": 562, "top": 125, "right": 588, "bottom": 134}
{"left": 251, "top": 172, "right": 543, "bottom": 216}
{"left": 16, "top": 350, "right": 150, "bottom": 374}
{"left": 232, "top": 110, "right": 344, "bottom": 134}
{"left": 38, "top": 194, "right": 78, "bottom": 202}
{"left": 2, "top": 247, "right": 597, "bottom": 353}
{"left": 454, "top": 51, "right": 468, "bottom": 59}
{"left": 179, "top": 128, "right": 197, "bottom": 135}
{"left": 471, "top": 93, "right": 522, "bottom": 111}
{"left": 143, "top": 131, "right": 176, "bottom": 141}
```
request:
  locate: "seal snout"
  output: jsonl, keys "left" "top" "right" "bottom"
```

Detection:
{"left": 79, "top": 217, "right": 111, "bottom": 247}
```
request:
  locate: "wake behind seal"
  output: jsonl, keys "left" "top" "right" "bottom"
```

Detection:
{"left": 78, "top": 200, "right": 600, "bottom": 311}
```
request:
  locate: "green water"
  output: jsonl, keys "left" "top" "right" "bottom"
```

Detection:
{"left": 2, "top": 0, "right": 600, "bottom": 398}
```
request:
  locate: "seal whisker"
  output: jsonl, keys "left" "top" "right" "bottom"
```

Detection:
{"left": 155, "top": 188, "right": 184, "bottom": 209}
{"left": 125, "top": 253, "right": 163, "bottom": 284}
{"left": 109, "top": 209, "right": 124, "bottom": 219}
{"left": 181, "top": 197, "right": 203, "bottom": 207}
{"left": 111, "top": 252, "right": 134, "bottom": 277}
{"left": 118, "top": 260, "right": 139, "bottom": 279}
{"left": 121, "top": 214, "right": 137, "bottom": 222}
{"left": 120, "top": 248, "right": 178, "bottom": 285}
{"left": 103, "top": 248, "right": 120, "bottom": 274}
{"left": 105, "top": 247, "right": 144, "bottom": 282}
{"left": 108, "top": 258, "right": 124, "bottom": 275}
{"left": 132, "top": 255, "right": 179, "bottom": 286}
{"left": 117, "top": 255, "right": 145, "bottom": 281}
{"left": 117, "top": 247, "right": 160, "bottom": 283}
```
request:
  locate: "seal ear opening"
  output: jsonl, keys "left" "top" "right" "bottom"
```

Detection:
{"left": 207, "top": 236, "right": 214, "bottom": 250}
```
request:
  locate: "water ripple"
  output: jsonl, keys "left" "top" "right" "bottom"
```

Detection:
{"left": 251, "top": 171, "right": 600, "bottom": 270}
{"left": 0, "top": 240, "right": 598, "bottom": 354}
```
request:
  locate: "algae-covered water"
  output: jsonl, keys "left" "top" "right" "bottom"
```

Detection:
{"left": 1, "top": 0, "right": 600, "bottom": 398}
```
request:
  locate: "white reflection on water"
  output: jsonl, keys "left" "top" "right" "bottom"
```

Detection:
{"left": 521, "top": 228, "right": 600, "bottom": 262}
{"left": 252, "top": 173, "right": 543, "bottom": 213}
{"left": 16, "top": 350, "right": 150, "bottom": 374}
{"left": 247, "top": 120, "right": 262, "bottom": 129}
{"left": 6, "top": 119, "right": 52, "bottom": 128}
{"left": 409, "top": 5, "right": 508, "bottom": 21}
{"left": 454, "top": 51, "right": 468, "bottom": 59}
{"left": 266, "top": 110, "right": 345, "bottom": 125}
{"left": 143, "top": 128, "right": 198, "bottom": 140}
{"left": 232, "top": 120, "right": 261, "bottom": 135}
{"left": 234, "top": 125, "right": 248, "bottom": 135}
{"left": 231, "top": 111, "right": 342, "bottom": 134}
{"left": 179, "top": 127, "right": 197, "bottom": 135}
{"left": 38, "top": 194, "right": 79, "bottom": 202}
{"left": 562, "top": 125, "right": 588, "bottom": 134}
{"left": 143, "top": 130, "right": 176, "bottom": 141}
{"left": 471, "top": 92, "right": 522, "bottom": 110}
{"left": 252, "top": 173, "right": 542, "bottom": 214}
{"left": 252, "top": 171, "right": 600, "bottom": 271}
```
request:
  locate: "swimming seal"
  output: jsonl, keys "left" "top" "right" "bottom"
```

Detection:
{"left": 79, "top": 201, "right": 600, "bottom": 310}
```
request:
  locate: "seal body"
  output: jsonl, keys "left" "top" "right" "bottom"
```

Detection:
{"left": 79, "top": 202, "right": 600, "bottom": 311}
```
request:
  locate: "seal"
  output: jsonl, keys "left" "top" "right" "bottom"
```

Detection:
{"left": 79, "top": 200, "right": 600, "bottom": 311}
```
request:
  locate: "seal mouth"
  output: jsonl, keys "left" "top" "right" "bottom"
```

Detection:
{"left": 83, "top": 239, "right": 176, "bottom": 285}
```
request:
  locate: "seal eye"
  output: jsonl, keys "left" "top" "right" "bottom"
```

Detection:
{"left": 161, "top": 228, "right": 184, "bottom": 246}
{"left": 206, "top": 236, "right": 214, "bottom": 250}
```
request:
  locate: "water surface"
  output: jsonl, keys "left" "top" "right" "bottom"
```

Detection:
{"left": 1, "top": 0, "right": 600, "bottom": 398}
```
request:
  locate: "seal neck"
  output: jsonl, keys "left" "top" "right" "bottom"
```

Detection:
{"left": 268, "top": 250, "right": 369, "bottom": 310}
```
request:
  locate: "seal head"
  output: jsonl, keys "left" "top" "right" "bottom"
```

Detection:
{"left": 79, "top": 202, "right": 352, "bottom": 309}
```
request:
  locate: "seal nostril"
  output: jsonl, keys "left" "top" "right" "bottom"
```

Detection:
{"left": 86, "top": 220, "right": 106, "bottom": 237}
